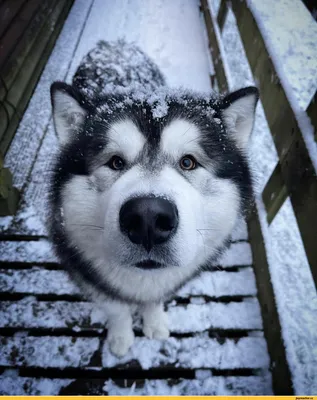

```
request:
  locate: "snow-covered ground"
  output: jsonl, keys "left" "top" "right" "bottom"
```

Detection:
{"left": 0, "top": 0, "right": 316, "bottom": 395}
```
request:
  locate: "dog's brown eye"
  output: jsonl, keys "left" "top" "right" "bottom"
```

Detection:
{"left": 108, "top": 156, "right": 125, "bottom": 170}
{"left": 180, "top": 155, "right": 197, "bottom": 170}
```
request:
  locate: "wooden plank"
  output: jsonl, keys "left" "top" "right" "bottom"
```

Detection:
{"left": 307, "top": 91, "right": 317, "bottom": 141}
{"left": 0, "top": 336, "right": 100, "bottom": 368}
{"left": 200, "top": 0, "right": 229, "bottom": 92}
{"left": 0, "top": 376, "right": 74, "bottom": 395}
{"left": 0, "top": 0, "right": 74, "bottom": 155}
{"left": 0, "top": 0, "right": 57, "bottom": 103}
{"left": 0, "top": 240, "right": 251, "bottom": 267}
{"left": 0, "top": 267, "right": 257, "bottom": 298}
{"left": 0, "top": 335, "right": 269, "bottom": 370}
{"left": 217, "top": 0, "right": 228, "bottom": 31}
{"left": 0, "top": 0, "right": 41, "bottom": 68}
{"left": 230, "top": 0, "right": 317, "bottom": 291}
{"left": 0, "top": 155, "right": 20, "bottom": 215}
{"left": 101, "top": 336, "right": 270, "bottom": 370}
{"left": 0, "top": 376, "right": 273, "bottom": 396}
{"left": 262, "top": 162, "right": 288, "bottom": 224}
{"left": 0, "top": 298, "right": 263, "bottom": 332}
{"left": 247, "top": 206, "right": 293, "bottom": 394}
{"left": 0, "top": 0, "right": 27, "bottom": 38}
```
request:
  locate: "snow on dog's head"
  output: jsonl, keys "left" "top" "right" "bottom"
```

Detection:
{"left": 49, "top": 82, "right": 258, "bottom": 303}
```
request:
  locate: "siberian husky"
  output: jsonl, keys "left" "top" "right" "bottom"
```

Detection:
{"left": 49, "top": 40, "right": 258, "bottom": 357}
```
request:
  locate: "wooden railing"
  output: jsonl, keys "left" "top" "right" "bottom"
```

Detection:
{"left": 0, "top": 0, "right": 74, "bottom": 215}
{"left": 201, "top": 0, "right": 317, "bottom": 394}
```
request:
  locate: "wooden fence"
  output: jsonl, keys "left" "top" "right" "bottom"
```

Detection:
{"left": 201, "top": 0, "right": 317, "bottom": 395}
{"left": 0, "top": 0, "right": 74, "bottom": 215}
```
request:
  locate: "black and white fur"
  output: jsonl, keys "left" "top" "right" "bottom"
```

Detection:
{"left": 49, "top": 40, "right": 258, "bottom": 357}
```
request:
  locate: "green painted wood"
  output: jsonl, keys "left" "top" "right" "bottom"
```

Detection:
{"left": 201, "top": 0, "right": 229, "bottom": 93}
{"left": 307, "top": 91, "right": 317, "bottom": 141}
{"left": 217, "top": 0, "right": 228, "bottom": 31}
{"left": 247, "top": 206, "right": 293, "bottom": 394}
{"left": 231, "top": 0, "right": 317, "bottom": 291}
{"left": 262, "top": 162, "right": 288, "bottom": 224}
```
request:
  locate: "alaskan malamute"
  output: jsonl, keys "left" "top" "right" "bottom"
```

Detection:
{"left": 49, "top": 40, "right": 258, "bottom": 357}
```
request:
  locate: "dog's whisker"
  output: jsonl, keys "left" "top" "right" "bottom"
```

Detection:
{"left": 68, "top": 223, "right": 104, "bottom": 231}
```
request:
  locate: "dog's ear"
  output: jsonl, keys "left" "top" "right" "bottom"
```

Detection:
{"left": 50, "top": 82, "right": 88, "bottom": 146}
{"left": 219, "top": 86, "right": 259, "bottom": 150}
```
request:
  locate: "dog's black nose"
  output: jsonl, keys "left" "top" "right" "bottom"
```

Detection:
{"left": 119, "top": 197, "right": 178, "bottom": 252}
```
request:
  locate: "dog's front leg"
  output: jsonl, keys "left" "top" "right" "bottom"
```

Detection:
{"left": 141, "top": 302, "right": 170, "bottom": 340}
{"left": 105, "top": 301, "right": 134, "bottom": 357}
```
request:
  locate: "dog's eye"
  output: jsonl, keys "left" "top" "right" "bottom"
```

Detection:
{"left": 107, "top": 156, "right": 125, "bottom": 170}
{"left": 180, "top": 155, "right": 197, "bottom": 170}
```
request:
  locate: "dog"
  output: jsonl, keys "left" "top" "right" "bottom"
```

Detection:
{"left": 48, "top": 40, "right": 258, "bottom": 357}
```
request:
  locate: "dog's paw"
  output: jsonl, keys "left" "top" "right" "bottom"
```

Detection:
{"left": 143, "top": 308, "right": 170, "bottom": 340}
{"left": 107, "top": 329, "right": 134, "bottom": 357}
{"left": 143, "top": 322, "right": 170, "bottom": 340}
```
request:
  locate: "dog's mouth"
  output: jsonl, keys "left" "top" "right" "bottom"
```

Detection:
{"left": 135, "top": 259, "right": 165, "bottom": 269}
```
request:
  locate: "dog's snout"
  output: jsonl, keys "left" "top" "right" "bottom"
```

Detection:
{"left": 119, "top": 197, "right": 178, "bottom": 252}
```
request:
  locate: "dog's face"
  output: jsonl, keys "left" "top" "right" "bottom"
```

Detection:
{"left": 50, "top": 83, "right": 258, "bottom": 302}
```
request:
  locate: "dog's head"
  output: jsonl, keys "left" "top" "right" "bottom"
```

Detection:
{"left": 50, "top": 82, "right": 258, "bottom": 301}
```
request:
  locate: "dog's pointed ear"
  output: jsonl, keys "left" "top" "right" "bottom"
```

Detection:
{"left": 50, "top": 82, "right": 88, "bottom": 146}
{"left": 219, "top": 87, "right": 259, "bottom": 150}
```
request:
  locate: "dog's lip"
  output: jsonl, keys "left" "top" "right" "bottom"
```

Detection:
{"left": 134, "top": 259, "right": 165, "bottom": 269}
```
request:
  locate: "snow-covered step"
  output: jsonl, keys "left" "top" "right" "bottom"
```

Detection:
{"left": 0, "top": 375, "right": 273, "bottom": 395}
{"left": 0, "top": 240, "right": 57, "bottom": 264}
{"left": 0, "top": 298, "right": 262, "bottom": 332}
{"left": 0, "top": 267, "right": 257, "bottom": 298}
{"left": 0, "top": 376, "right": 73, "bottom": 396}
{"left": 0, "top": 335, "right": 269, "bottom": 370}
{"left": 0, "top": 336, "right": 100, "bottom": 369}
{"left": 0, "top": 241, "right": 252, "bottom": 267}
{"left": 104, "top": 375, "right": 273, "bottom": 396}
{"left": 102, "top": 336, "right": 269, "bottom": 370}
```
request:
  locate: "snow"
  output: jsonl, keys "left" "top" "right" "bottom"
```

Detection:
{"left": 248, "top": 0, "right": 317, "bottom": 175}
{"left": 0, "top": 240, "right": 57, "bottom": 263}
{"left": 0, "top": 298, "right": 261, "bottom": 333}
{"left": 0, "top": 377, "right": 74, "bottom": 396}
{"left": 0, "top": 375, "right": 273, "bottom": 395}
{"left": 103, "top": 375, "right": 273, "bottom": 395}
{"left": 248, "top": 0, "right": 317, "bottom": 110}
{"left": 178, "top": 267, "right": 257, "bottom": 298}
{"left": 0, "top": 336, "right": 100, "bottom": 368}
{"left": 217, "top": 242, "right": 252, "bottom": 267}
{"left": 168, "top": 299, "right": 262, "bottom": 332}
{"left": 0, "top": 267, "right": 257, "bottom": 298}
{"left": 102, "top": 336, "right": 269, "bottom": 369}
{"left": 66, "top": 0, "right": 211, "bottom": 92}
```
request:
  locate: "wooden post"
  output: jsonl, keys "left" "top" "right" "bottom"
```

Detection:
{"left": 0, "top": 155, "right": 20, "bottom": 216}
{"left": 248, "top": 206, "right": 293, "bottom": 394}
{"left": 230, "top": 0, "right": 317, "bottom": 291}
{"left": 217, "top": 0, "right": 228, "bottom": 31}
{"left": 201, "top": 0, "right": 229, "bottom": 93}
{"left": 307, "top": 91, "right": 317, "bottom": 141}
{"left": 262, "top": 162, "right": 288, "bottom": 224}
